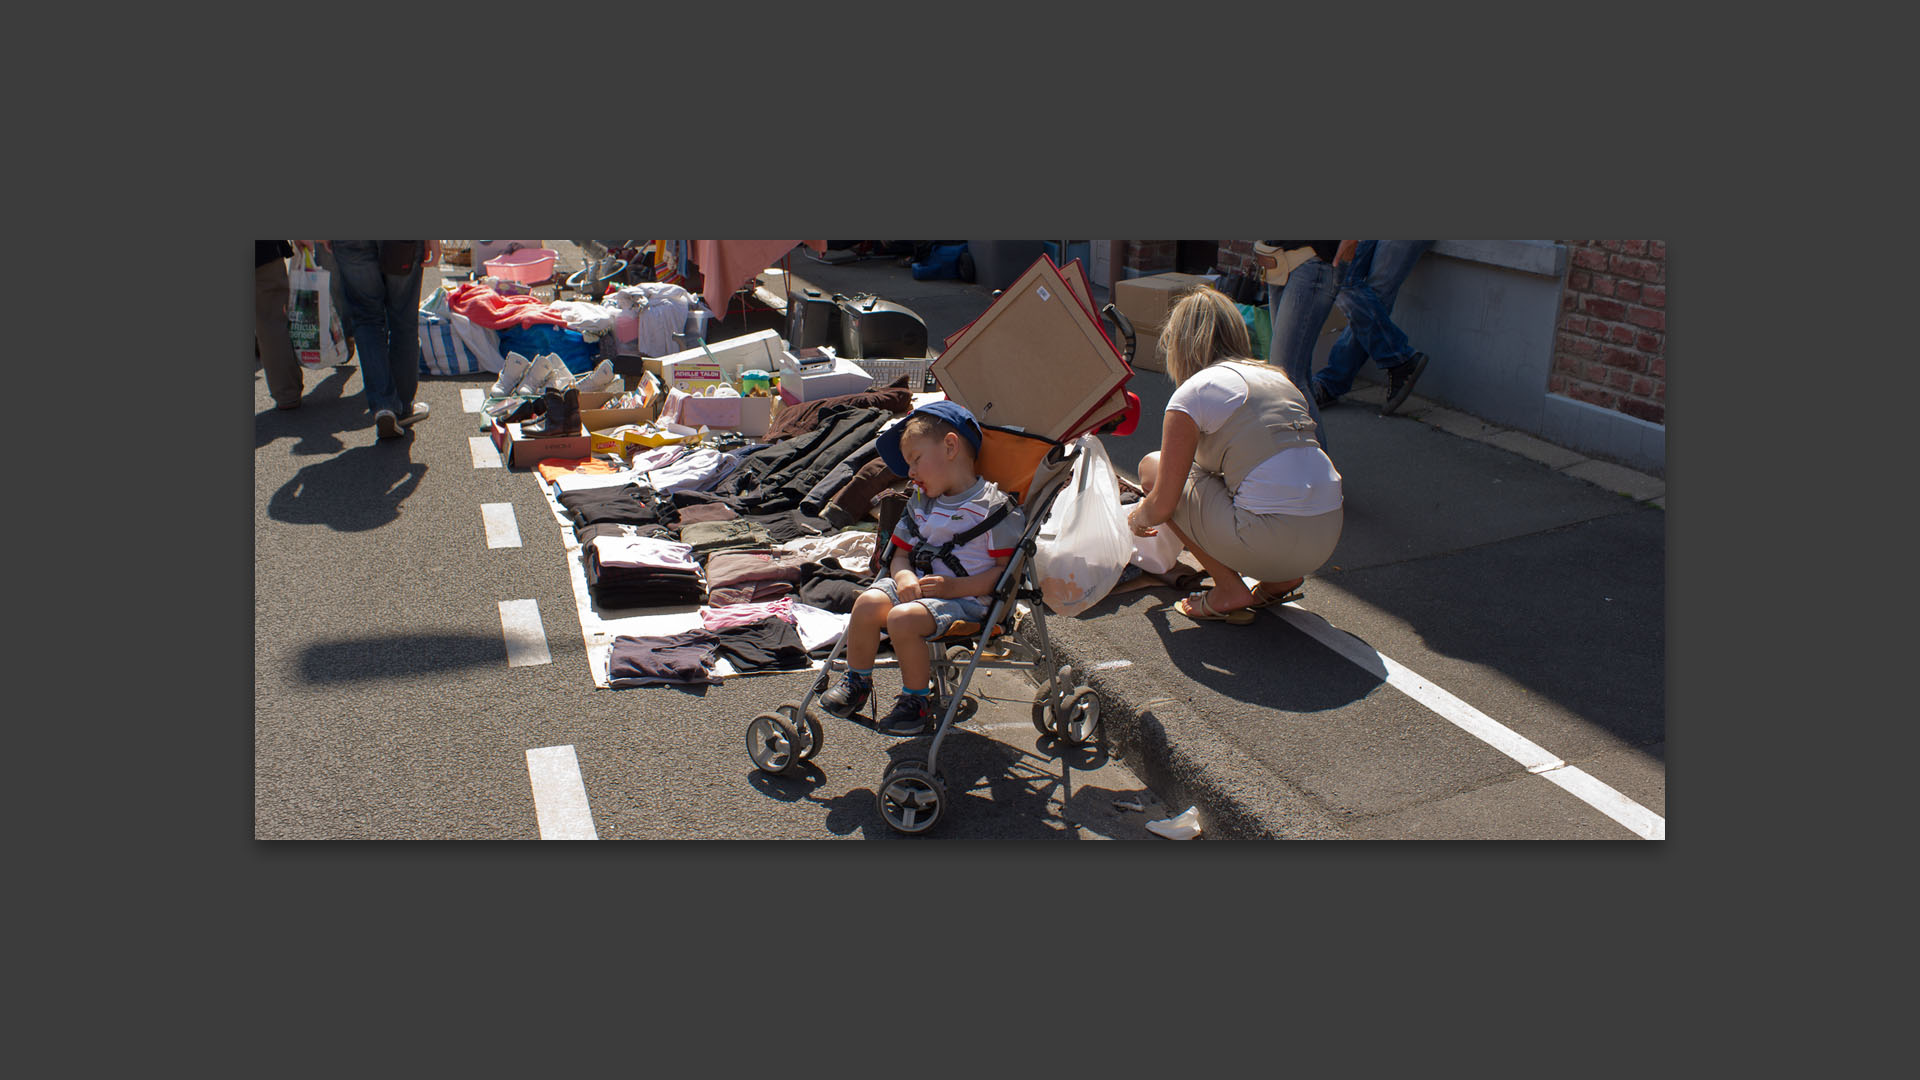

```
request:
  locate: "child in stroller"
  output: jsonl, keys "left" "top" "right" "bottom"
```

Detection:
{"left": 816, "top": 401, "right": 1025, "bottom": 736}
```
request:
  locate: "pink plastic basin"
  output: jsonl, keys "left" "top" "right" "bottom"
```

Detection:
{"left": 485, "top": 248, "right": 559, "bottom": 283}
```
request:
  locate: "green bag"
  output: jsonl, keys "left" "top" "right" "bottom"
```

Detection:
{"left": 1236, "top": 303, "right": 1273, "bottom": 359}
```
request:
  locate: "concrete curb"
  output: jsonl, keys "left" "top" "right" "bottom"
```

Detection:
{"left": 1016, "top": 623, "right": 1349, "bottom": 840}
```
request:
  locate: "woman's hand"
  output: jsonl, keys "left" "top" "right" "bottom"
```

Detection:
{"left": 1128, "top": 504, "right": 1158, "bottom": 538}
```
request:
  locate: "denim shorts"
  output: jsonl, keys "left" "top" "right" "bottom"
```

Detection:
{"left": 870, "top": 577, "right": 992, "bottom": 639}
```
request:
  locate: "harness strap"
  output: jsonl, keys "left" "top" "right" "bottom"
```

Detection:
{"left": 900, "top": 500, "right": 1010, "bottom": 579}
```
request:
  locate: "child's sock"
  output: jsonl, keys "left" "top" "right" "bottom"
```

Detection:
{"left": 903, "top": 686, "right": 930, "bottom": 698}
{"left": 846, "top": 668, "right": 872, "bottom": 690}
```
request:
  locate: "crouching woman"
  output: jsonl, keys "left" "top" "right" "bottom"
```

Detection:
{"left": 1126, "top": 288, "right": 1344, "bottom": 624}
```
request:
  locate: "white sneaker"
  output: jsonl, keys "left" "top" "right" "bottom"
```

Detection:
{"left": 529, "top": 353, "right": 576, "bottom": 393}
{"left": 490, "top": 351, "right": 534, "bottom": 397}
{"left": 574, "top": 358, "right": 616, "bottom": 393}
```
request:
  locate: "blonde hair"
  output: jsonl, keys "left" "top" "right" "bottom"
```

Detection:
{"left": 901, "top": 414, "right": 974, "bottom": 459}
{"left": 1162, "top": 286, "right": 1255, "bottom": 386}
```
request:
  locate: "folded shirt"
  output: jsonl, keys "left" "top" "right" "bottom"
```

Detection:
{"left": 589, "top": 535, "right": 699, "bottom": 571}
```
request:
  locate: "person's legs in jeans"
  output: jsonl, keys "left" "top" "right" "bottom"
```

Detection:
{"left": 330, "top": 241, "right": 399, "bottom": 419}
{"left": 1317, "top": 240, "right": 1433, "bottom": 399}
{"left": 382, "top": 258, "right": 424, "bottom": 414}
{"left": 254, "top": 258, "right": 304, "bottom": 409}
{"left": 1267, "top": 257, "right": 1338, "bottom": 450}
{"left": 1315, "top": 241, "right": 1379, "bottom": 402}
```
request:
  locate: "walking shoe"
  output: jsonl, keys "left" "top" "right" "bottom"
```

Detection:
{"left": 489, "top": 351, "right": 534, "bottom": 397}
{"left": 527, "top": 353, "right": 577, "bottom": 393}
{"left": 397, "top": 401, "right": 430, "bottom": 427}
{"left": 574, "top": 358, "right": 617, "bottom": 393}
{"left": 818, "top": 673, "right": 872, "bottom": 718}
{"left": 876, "top": 691, "right": 938, "bottom": 737}
{"left": 374, "top": 409, "right": 402, "bottom": 439}
{"left": 519, "top": 387, "right": 580, "bottom": 438}
{"left": 1380, "top": 352, "right": 1429, "bottom": 416}
{"left": 1312, "top": 380, "right": 1335, "bottom": 410}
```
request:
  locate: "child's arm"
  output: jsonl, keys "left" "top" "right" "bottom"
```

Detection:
{"left": 890, "top": 546, "right": 923, "bottom": 601}
{"left": 917, "top": 557, "right": 1011, "bottom": 600}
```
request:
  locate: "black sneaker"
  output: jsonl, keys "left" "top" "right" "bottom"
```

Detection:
{"left": 818, "top": 674, "right": 871, "bottom": 718}
{"left": 1312, "top": 380, "right": 1335, "bottom": 410}
{"left": 876, "top": 692, "right": 937, "bottom": 737}
{"left": 1380, "top": 352, "right": 1429, "bottom": 416}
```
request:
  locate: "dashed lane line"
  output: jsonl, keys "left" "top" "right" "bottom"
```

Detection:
{"left": 1271, "top": 603, "right": 1665, "bottom": 840}
{"left": 499, "top": 599, "right": 551, "bottom": 667}
{"left": 461, "top": 388, "right": 487, "bottom": 413}
{"left": 470, "top": 435, "right": 503, "bottom": 469}
{"left": 481, "top": 502, "right": 522, "bottom": 549}
{"left": 525, "top": 745, "right": 598, "bottom": 839}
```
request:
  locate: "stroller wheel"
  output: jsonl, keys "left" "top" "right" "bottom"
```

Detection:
{"left": 877, "top": 759, "right": 947, "bottom": 834}
{"left": 954, "top": 695, "right": 979, "bottom": 723}
{"left": 1032, "top": 695, "right": 1064, "bottom": 737}
{"left": 746, "top": 711, "right": 803, "bottom": 776}
{"left": 783, "top": 701, "right": 824, "bottom": 762}
{"left": 1060, "top": 687, "right": 1101, "bottom": 746}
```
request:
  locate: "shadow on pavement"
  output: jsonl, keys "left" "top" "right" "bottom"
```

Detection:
{"left": 268, "top": 442, "right": 426, "bottom": 532}
{"left": 254, "top": 365, "right": 364, "bottom": 456}
{"left": 297, "top": 632, "right": 502, "bottom": 683}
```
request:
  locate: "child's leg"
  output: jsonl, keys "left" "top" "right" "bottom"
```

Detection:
{"left": 885, "top": 602, "right": 938, "bottom": 691}
{"left": 843, "top": 587, "right": 894, "bottom": 670}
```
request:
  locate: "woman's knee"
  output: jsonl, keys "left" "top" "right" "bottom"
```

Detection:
{"left": 1138, "top": 451, "right": 1161, "bottom": 491}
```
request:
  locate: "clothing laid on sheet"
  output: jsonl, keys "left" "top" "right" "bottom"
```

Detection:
{"left": 707, "top": 617, "right": 811, "bottom": 673}
{"left": 699, "top": 598, "right": 796, "bottom": 632}
{"left": 778, "top": 531, "right": 877, "bottom": 565}
{"left": 764, "top": 384, "right": 914, "bottom": 442}
{"left": 887, "top": 477, "right": 1023, "bottom": 578}
{"left": 606, "top": 631, "right": 719, "bottom": 687}
{"left": 1166, "top": 362, "right": 1343, "bottom": 515}
{"left": 588, "top": 535, "right": 698, "bottom": 571}
{"left": 679, "top": 519, "right": 776, "bottom": 556}
{"left": 706, "top": 581, "right": 795, "bottom": 607}
{"left": 561, "top": 484, "right": 664, "bottom": 531}
{"left": 704, "top": 550, "right": 810, "bottom": 594}
{"left": 671, "top": 502, "right": 738, "bottom": 528}
{"left": 790, "top": 557, "right": 874, "bottom": 614}
{"left": 576, "top": 522, "right": 674, "bottom": 545}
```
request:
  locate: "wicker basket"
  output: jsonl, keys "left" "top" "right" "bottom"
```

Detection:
{"left": 860, "top": 357, "right": 934, "bottom": 392}
{"left": 442, "top": 241, "right": 472, "bottom": 266}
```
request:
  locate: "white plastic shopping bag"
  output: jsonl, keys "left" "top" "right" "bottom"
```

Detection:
{"left": 1129, "top": 516, "right": 1181, "bottom": 576}
{"left": 288, "top": 247, "right": 350, "bottom": 370}
{"left": 1033, "top": 435, "right": 1134, "bottom": 617}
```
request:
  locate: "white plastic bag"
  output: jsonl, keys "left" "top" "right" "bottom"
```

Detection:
{"left": 288, "top": 247, "right": 350, "bottom": 370}
{"left": 1033, "top": 435, "right": 1134, "bottom": 617}
{"left": 1129, "top": 519, "right": 1181, "bottom": 576}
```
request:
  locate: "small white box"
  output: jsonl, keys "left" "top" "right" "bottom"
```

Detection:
{"left": 776, "top": 352, "right": 873, "bottom": 401}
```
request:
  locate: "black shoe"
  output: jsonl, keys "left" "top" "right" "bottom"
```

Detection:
{"left": 521, "top": 386, "right": 581, "bottom": 437}
{"left": 1380, "top": 352, "right": 1429, "bottom": 416}
{"left": 818, "top": 674, "right": 871, "bottom": 719}
{"left": 876, "top": 691, "right": 938, "bottom": 737}
{"left": 1312, "top": 380, "right": 1335, "bottom": 410}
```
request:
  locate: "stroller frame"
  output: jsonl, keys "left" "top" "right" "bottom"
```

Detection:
{"left": 743, "top": 300, "right": 1146, "bottom": 835}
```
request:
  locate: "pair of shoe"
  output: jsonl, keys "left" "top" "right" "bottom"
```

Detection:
{"left": 490, "top": 351, "right": 577, "bottom": 398}
{"left": 1380, "top": 352, "right": 1429, "bottom": 416}
{"left": 819, "top": 674, "right": 941, "bottom": 737}
{"left": 518, "top": 386, "right": 580, "bottom": 438}
{"left": 374, "top": 401, "right": 430, "bottom": 440}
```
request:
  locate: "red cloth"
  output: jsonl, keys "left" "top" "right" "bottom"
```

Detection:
{"left": 692, "top": 241, "right": 826, "bottom": 318}
{"left": 444, "top": 280, "right": 569, "bottom": 330}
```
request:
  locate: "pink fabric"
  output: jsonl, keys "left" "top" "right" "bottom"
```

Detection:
{"left": 699, "top": 597, "right": 796, "bottom": 630}
{"left": 692, "top": 241, "right": 826, "bottom": 320}
{"left": 444, "top": 281, "right": 569, "bottom": 330}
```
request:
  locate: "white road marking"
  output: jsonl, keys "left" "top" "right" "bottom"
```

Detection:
{"left": 470, "top": 435, "right": 503, "bottom": 469}
{"left": 461, "top": 388, "right": 487, "bottom": 413}
{"left": 525, "top": 745, "right": 598, "bottom": 839}
{"left": 979, "top": 722, "right": 1036, "bottom": 733}
{"left": 1092, "top": 660, "right": 1133, "bottom": 671}
{"left": 1271, "top": 603, "right": 1665, "bottom": 840}
{"left": 481, "top": 502, "right": 522, "bottom": 549}
{"left": 499, "top": 599, "right": 551, "bottom": 667}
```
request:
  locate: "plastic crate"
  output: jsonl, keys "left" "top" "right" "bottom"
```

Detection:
{"left": 860, "top": 358, "right": 933, "bottom": 392}
{"left": 485, "top": 248, "right": 558, "bottom": 283}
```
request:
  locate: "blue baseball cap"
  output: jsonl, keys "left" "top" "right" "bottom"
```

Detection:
{"left": 877, "top": 399, "right": 983, "bottom": 477}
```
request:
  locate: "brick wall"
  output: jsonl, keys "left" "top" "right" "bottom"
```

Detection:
{"left": 1551, "top": 240, "right": 1666, "bottom": 425}
{"left": 1123, "top": 240, "right": 1178, "bottom": 274}
{"left": 1215, "top": 240, "right": 1257, "bottom": 275}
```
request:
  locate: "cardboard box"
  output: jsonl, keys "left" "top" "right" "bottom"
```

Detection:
{"left": 506, "top": 421, "right": 592, "bottom": 469}
{"left": 578, "top": 390, "right": 661, "bottom": 435}
{"left": 1112, "top": 272, "right": 1212, "bottom": 336}
{"left": 661, "top": 356, "right": 730, "bottom": 393}
{"left": 664, "top": 391, "right": 776, "bottom": 437}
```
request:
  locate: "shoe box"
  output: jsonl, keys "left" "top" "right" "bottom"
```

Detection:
{"left": 504, "top": 420, "right": 593, "bottom": 469}
{"left": 775, "top": 349, "right": 874, "bottom": 402}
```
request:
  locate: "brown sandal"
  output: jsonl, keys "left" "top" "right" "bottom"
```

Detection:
{"left": 1178, "top": 591, "right": 1256, "bottom": 624}
{"left": 1248, "top": 578, "right": 1306, "bottom": 608}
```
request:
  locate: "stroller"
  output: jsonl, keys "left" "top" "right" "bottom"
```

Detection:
{"left": 743, "top": 303, "right": 1146, "bottom": 835}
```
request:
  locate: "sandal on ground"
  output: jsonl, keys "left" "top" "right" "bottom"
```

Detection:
{"left": 1177, "top": 591, "right": 1256, "bottom": 624}
{"left": 1249, "top": 578, "right": 1306, "bottom": 608}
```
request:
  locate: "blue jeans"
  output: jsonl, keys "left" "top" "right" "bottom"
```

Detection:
{"left": 1315, "top": 240, "right": 1433, "bottom": 399}
{"left": 330, "top": 241, "right": 423, "bottom": 418}
{"left": 1267, "top": 257, "right": 1337, "bottom": 451}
